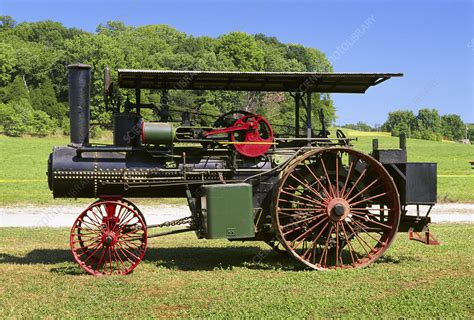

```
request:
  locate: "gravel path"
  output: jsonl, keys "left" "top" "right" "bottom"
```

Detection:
{"left": 0, "top": 203, "right": 473, "bottom": 227}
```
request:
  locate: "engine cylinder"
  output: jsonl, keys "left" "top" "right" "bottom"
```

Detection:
{"left": 141, "top": 122, "right": 176, "bottom": 145}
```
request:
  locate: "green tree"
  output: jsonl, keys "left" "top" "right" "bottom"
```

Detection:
{"left": 440, "top": 114, "right": 465, "bottom": 140}
{"left": 216, "top": 32, "right": 265, "bottom": 71}
{"left": 30, "top": 78, "right": 67, "bottom": 121}
{"left": 96, "top": 21, "right": 129, "bottom": 35}
{"left": 10, "top": 20, "right": 70, "bottom": 47}
{"left": 0, "top": 98, "right": 54, "bottom": 136}
{"left": 30, "top": 109, "right": 55, "bottom": 136}
{"left": 382, "top": 110, "right": 416, "bottom": 137}
{"left": 342, "top": 122, "right": 373, "bottom": 132}
{"left": 0, "top": 16, "right": 16, "bottom": 29}
{"left": 286, "top": 45, "right": 332, "bottom": 72}
{"left": 413, "top": 108, "right": 441, "bottom": 140}
{"left": 1, "top": 99, "right": 34, "bottom": 136}
{"left": 0, "top": 43, "right": 17, "bottom": 85}
{"left": 2, "top": 75, "right": 29, "bottom": 102}
{"left": 467, "top": 124, "right": 474, "bottom": 141}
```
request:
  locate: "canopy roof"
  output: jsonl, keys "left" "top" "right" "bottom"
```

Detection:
{"left": 117, "top": 69, "right": 402, "bottom": 93}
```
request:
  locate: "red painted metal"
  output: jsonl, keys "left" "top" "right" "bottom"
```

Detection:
{"left": 70, "top": 200, "right": 147, "bottom": 275}
{"left": 205, "top": 114, "right": 274, "bottom": 157}
{"left": 409, "top": 228, "right": 440, "bottom": 245}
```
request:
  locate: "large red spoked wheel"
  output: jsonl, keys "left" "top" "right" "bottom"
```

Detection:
{"left": 273, "top": 147, "right": 400, "bottom": 270}
{"left": 230, "top": 114, "right": 274, "bottom": 157}
{"left": 70, "top": 200, "right": 147, "bottom": 275}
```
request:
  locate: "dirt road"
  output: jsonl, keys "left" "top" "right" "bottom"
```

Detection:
{"left": 0, "top": 203, "right": 472, "bottom": 227}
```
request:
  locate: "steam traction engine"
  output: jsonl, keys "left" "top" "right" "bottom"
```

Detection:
{"left": 47, "top": 64, "right": 438, "bottom": 275}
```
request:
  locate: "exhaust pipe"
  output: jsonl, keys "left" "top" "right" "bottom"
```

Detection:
{"left": 68, "top": 64, "right": 92, "bottom": 147}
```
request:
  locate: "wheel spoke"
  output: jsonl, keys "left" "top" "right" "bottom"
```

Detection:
{"left": 350, "top": 219, "right": 385, "bottom": 246}
{"left": 340, "top": 222, "right": 357, "bottom": 266}
{"left": 350, "top": 212, "right": 393, "bottom": 230}
{"left": 344, "top": 221, "right": 372, "bottom": 256}
{"left": 304, "top": 164, "right": 331, "bottom": 199}
{"left": 335, "top": 153, "right": 340, "bottom": 197}
{"left": 279, "top": 198, "right": 320, "bottom": 208}
{"left": 290, "top": 216, "right": 329, "bottom": 249}
{"left": 346, "top": 178, "right": 380, "bottom": 203}
{"left": 280, "top": 189, "right": 324, "bottom": 208}
{"left": 302, "top": 221, "right": 329, "bottom": 263}
{"left": 319, "top": 156, "right": 335, "bottom": 198}
{"left": 278, "top": 207, "right": 325, "bottom": 212}
{"left": 343, "top": 166, "right": 368, "bottom": 201}
{"left": 280, "top": 213, "right": 325, "bottom": 229}
{"left": 349, "top": 192, "right": 388, "bottom": 207}
{"left": 290, "top": 172, "right": 327, "bottom": 204}
{"left": 319, "top": 223, "right": 334, "bottom": 267}
{"left": 335, "top": 222, "right": 340, "bottom": 268}
{"left": 340, "top": 160, "right": 355, "bottom": 198}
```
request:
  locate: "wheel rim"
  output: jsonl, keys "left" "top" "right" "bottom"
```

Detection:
{"left": 70, "top": 201, "right": 147, "bottom": 275}
{"left": 273, "top": 147, "right": 400, "bottom": 270}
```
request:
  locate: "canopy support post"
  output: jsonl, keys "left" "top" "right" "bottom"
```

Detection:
{"left": 135, "top": 87, "right": 141, "bottom": 115}
{"left": 295, "top": 92, "right": 301, "bottom": 137}
{"left": 306, "top": 91, "right": 312, "bottom": 145}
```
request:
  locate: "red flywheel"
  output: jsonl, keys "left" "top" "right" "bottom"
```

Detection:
{"left": 230, "top": 114, "right": 274, "bottom": 158}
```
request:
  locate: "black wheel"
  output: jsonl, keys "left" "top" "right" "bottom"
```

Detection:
{"left": 213, "top": 110, "right": 254, "bottom": 128}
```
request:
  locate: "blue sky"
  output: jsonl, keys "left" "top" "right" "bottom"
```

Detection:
{"left": 1, "top": 0, "right": 473, "bottom": 125}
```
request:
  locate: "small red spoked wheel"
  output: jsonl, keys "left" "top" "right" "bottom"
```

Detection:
{"left": 70, "top": 200, "right": 147, "bottom": 275}
{"left": 273, "top": 147, "right": 400, "bottom": 270}
{"left": 230, "top": 114, "right": 274, "bottom": 158}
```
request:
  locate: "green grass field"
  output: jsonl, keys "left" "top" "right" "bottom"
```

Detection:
{"left": 0, "top": 131, "right": 472, "bottom": 205}
{"left": 0, "top": 224, "right": 472, "bottom": 318}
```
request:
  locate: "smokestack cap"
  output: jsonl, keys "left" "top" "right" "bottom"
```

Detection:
{"left": 67, "top": 63, "right": 92, "bottom": 70}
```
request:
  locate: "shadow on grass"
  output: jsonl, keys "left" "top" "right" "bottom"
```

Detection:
{"left": 0, "top": 245, "right": 416, "bottom": 274}
{"left": 0, "top": 246, "right": 300, "bottom": 273}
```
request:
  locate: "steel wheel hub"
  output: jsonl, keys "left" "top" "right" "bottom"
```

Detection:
{"left": 326, "top": 198, "right": 350, "bottom": 221}
{"left": 101, "top": 232, "right": 118, "bottom": 247}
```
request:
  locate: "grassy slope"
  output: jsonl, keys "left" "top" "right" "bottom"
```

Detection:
{"left": 346, "top": 130, "right": 474, "bottom": 202}
{"left": 0, "top": 131, "right": 472, "bottom": 205}
{"left": 0, "top": 225, "right": 472, "bottom": 318}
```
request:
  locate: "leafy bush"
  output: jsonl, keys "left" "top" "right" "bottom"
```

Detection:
{"left": 0, "top": 98, "right": 55, "bottom": 136}
{"left": 30, "top": 109, "right": 55, "bottom": 136}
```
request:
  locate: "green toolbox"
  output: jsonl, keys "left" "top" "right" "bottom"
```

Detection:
{"left": 201, "top": 183, "right": 255, "bottom": 239}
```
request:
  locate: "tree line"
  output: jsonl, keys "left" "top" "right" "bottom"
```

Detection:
{"left": 0, "top": 16, "right": 467, "bottom": 142}
{"left": 0, "top": 16, "right": 334, "bottom": 137}
{"left": 343, "top": 108, "right": 467, "bottom": 141}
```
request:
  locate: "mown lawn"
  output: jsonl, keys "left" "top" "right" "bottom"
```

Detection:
{"left": 0, "top": 224, "right": 472, "bottom": 318}
{"left": 0, "top": 131, "right": 472, "bottom": 205}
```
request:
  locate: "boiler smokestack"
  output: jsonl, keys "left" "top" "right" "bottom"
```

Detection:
{"left": 68, "top": 64, "right": 92, "bottom": 147}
